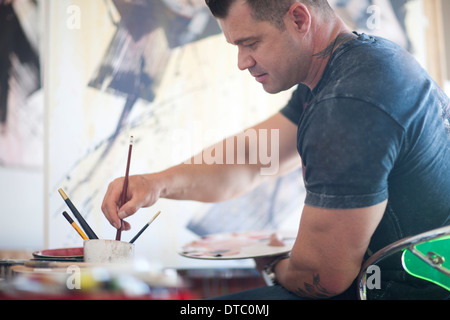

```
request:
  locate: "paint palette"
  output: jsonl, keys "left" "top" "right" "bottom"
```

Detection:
{"left": 179, "top": 230, "right": 296, "bottom": 260}
{"left": 32, "top": 247, "right": 84, "bottom": 262}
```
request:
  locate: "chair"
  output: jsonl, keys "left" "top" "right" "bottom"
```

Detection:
{"left": 357, "top": 225, "right": 450, "bottom": 300}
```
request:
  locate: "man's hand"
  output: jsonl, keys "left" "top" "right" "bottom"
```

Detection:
{"left": 254, "top": 255, "right": 281, "bottom": 274}
{"left": 101, "top": 174, "right": 163, "bottom": 230}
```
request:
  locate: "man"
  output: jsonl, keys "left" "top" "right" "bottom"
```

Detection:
{"left": 102, "top": 0, "right": 450, "bottom": 299}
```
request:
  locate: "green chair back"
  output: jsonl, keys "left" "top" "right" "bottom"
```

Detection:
{"left": 402, "top": 235, "right": 450, "bottom": 291}
{"left": 358, "top": 226, "right": 450, "bottom": 299}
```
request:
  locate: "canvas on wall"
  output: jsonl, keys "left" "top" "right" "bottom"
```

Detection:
{"left": 0, "top": 0, "right": 418, "bottom": 169}
{"left": 0, "top": 0, "right": 42, "bottom": 168}
{"left": 45, "top": 0, "right": 297, "bottom": 268}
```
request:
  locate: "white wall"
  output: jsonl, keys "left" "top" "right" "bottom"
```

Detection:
{"left": 0, "top": 167, "right": 44, "bottom": 250}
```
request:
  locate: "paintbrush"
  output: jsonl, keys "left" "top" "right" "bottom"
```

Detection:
{"left": 58, "top": 188, "right": 98, "bottom": 239}
{"left": 116, "top": 136, "right": 133, "bottom": 241}
{"left": 129, "top": 211, "right": 161, "bottom": 244}
{"left": 62, "top": 211, "right": 88, "bottom": 240}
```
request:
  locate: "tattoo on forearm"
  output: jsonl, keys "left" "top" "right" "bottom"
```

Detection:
{"left": 295, "top": 273, "right": 336, "bottom": 299}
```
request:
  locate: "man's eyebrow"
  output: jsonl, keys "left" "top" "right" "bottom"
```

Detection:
{"left": 232, "top": 36, "right": 259, "bottom": 45}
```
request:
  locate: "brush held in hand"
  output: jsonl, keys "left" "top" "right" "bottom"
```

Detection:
{"left": 116, "top": 136, "right": 134, "bottom": 241}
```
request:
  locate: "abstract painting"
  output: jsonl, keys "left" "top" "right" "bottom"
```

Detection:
{"left": 0, "top": 0, "right": 42, "bottom": 168}
{"left": 46, "top": 0, "right": 295, "bottom": 268}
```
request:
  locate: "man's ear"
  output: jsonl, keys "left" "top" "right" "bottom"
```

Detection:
{"left": 286, "top": 2, "right": 311, "bottom": 34}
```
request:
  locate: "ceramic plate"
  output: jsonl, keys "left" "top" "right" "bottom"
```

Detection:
{"left": 32, "top": 247, "right": 84, "bottom": 261}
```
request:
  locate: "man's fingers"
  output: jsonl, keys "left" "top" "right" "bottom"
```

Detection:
{"left": 101, "top": 179, "right": 124, "bottom": 228}
{"left": 102, "top": 174, "right": 159, "bottom": 230}
{"left": 120, "top": 220, "right": 131, "bottom": 231}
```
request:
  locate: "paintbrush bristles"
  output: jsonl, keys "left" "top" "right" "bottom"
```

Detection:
{"left": 129, "top": 211, "right": 161, "bottom": 244}
{"left": 147, "top": 211, "right": 161, "bottom": 225}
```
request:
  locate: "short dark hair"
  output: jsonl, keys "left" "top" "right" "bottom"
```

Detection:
{"left": 205, "top": 0, "right": 333, "bottom": 29}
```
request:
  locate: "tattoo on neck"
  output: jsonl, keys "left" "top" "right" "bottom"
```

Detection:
{"left": 295, "top": 273, "right": 337, "bottom": 299}
{"left": 313, "top": 33, "right": 356, "bottom": 59}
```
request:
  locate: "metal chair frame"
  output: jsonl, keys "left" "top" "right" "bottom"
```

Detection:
{"left": 357, "top": 225, "right": 450, "bottom": 300}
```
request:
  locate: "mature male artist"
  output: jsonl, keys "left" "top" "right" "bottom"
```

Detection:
{"left": 102, "top": 0, "right": 450, "bottom": 299}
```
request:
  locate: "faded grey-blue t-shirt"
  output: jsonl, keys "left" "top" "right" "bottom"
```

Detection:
{"left": 281, "top": 33, "right": 450, "bottom": 298}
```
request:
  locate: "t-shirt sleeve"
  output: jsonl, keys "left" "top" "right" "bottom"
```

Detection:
{"left": 279, "top": 85, "right": 309, "bottom": 125}
{"left": 300, "top": 98, "right": 404, "bottom": 209}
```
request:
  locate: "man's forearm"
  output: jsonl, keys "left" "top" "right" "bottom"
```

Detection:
{"left": 101, "top": 113, "right": 300, "bottom": 229}
{"left": 157, "top": 124, "right": 296, "bottom": 203}
{"left": 156, "top": 152, "right": 267, "bottom": 203}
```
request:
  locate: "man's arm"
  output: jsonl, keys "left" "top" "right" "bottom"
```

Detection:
{"left": 102, "top": 112, "right": 300, "bottom": 230}
{"left": 273, "top": 201, "right": 386, "bottom": 298}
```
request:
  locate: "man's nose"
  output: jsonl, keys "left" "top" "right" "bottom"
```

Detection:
{"left": 237, "top": 48, "right": 256, "bottom": 71}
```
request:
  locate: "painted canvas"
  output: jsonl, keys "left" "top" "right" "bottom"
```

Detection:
{"left": 0, "top": 0, "right": 42, "bottom": 168}
{"left": 46, "top": 0, "right": 296, "bottom": 268}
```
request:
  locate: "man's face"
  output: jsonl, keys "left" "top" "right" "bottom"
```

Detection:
{"left": 219, "top": 0, "right": 310, "bottom": 94}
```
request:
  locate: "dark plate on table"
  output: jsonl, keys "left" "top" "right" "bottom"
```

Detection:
{"left": 32, "top": 247, "right": 84, "bottom": 261}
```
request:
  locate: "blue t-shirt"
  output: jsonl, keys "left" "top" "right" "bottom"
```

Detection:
{"left": 281, "top": 33, "right": 450, "bottom": 298}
